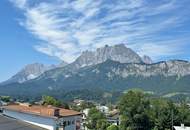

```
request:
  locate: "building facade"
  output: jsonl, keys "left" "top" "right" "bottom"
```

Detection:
{"left": 2, "top": 104, "right": 82, "bottom": 130}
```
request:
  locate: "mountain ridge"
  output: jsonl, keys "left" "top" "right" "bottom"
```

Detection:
{"left": 1, "top": 44, "right": 190, "bottom": 99}
{"left": 2, "top": 44, "right": 151, "bottom": 84}
{"left": 1, "top": 61, "right": 68, "bottom": 85}
{"left": 1, "top": 59, "right": 190, "bottom": 95}
{"left": 71, "top": 44, "right": 145, "bottom": 69}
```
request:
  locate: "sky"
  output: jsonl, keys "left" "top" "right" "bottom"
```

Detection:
{"left": 0, "top": 0, "right": 190, "bottom": 82}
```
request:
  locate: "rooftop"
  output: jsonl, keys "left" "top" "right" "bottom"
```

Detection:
{"left": 0, "top": 115, "right": 47, "bottom": 130}
{"left": 2, "top": 104, "right": 81, "bottom": 118}
{"left": 174, "top": 126, "right": 190, "bottom": 130}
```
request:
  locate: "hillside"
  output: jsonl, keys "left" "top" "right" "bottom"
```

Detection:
{"left": 1, "top": 59, "right": 190, "bottom": 100}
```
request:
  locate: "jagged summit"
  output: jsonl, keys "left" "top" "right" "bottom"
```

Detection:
{"left": 2, "top": 61, "right": 68, "bottom": 84}
{"left": 142, "top": 55, "right": 153, "bottom": 64}
{"left": 1, "top": 44, "right": 190, "bottom": 97}
{"left": 2, "top": 63, "right": 49, "bottom": 84}
{"left": 0, "top": 44, "right": 154, "bottom": 84}
{"left": 72, "top": 44, "right": 143, "bottom": 68}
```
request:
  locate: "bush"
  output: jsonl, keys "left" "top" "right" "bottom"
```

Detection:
{"left": 107, "top": 125, "right": 119, "bottom": 130}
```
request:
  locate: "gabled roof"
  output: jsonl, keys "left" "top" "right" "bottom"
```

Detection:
{"left": 3, "top": 104, "right": 81, "bottom": 118}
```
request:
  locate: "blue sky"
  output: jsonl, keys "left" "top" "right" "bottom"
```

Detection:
{"left": 0, "top": 0, "right": 190, "bottom": 82}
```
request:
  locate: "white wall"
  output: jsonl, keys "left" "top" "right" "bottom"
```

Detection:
{"left": 3, "top": 109, "right": 55, "bottom": 130}
{"left": 3, "top": 109, "right": 82, "bottom": 130}
{"left": 58, "top": 116, "right": 81, "bottom": 130}
{"left": 97, "top": 106, "right": 109, "bottom": 115}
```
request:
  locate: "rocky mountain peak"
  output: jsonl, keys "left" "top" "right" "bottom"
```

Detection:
{"left": 1, "top": 60, "right": 69, "bottom": 85}
{"left": 2, "top": 63, "right": 51, "bottom": 84}
{"left": 23, "top": 63, "right": 46, "bottom": 71}
{"left": 56, "top": 61, "right": 68, "bottom": 68}
{"left": 12, "top": 63, "right": 49, "bottom": 83}
{"left": 73, "top": 44, "right": 143, "bottom": 68}
{"left": 142, "top": 55, "right": 153, "bottom": 64}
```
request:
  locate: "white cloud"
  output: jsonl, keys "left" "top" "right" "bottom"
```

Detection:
{"left": 10, "top": 0, "right": 28, "bottom": 9}
{"left": 10, "top": 0, "right": 190, "bottom": 62}
{"left": 132, "top": 43, "right": 181, "bottom": 60}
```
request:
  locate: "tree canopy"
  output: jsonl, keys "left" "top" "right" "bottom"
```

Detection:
{"left": 107, "top": 125, "right": 119, "bottom": 130}
{"left": 42, "top": 95, "right": 62, "bottom": 107}
{"left": 86, "top": 107, "right": 109, "bottom": 130}
{"left": 0, "top": 96, "right": 10, "bottom": 102}
{"left": 118, "top": 90, "right": 190, "bottom": 130}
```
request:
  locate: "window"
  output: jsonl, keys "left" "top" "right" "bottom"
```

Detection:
{"left": 67, "top": 121, "right": 71, "bottom": 126}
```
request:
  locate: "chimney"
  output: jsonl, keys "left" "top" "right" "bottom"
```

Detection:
{"left": 54, "top": 108, "right": 60, "bottom": 117}
{"left": 181, "top": 124, "right": 185, "bottom": 128}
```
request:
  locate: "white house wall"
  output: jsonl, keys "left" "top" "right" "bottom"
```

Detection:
{"left": 60, "top": 116, "right": 81, "bottom": 130}
{"left": 3, "top": 109, "right": 55, "bottom": 130}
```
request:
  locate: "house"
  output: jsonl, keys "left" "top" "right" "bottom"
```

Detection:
{"left": 107, "top": 109, "right": 120, "bottom": 126}
{"left": 2, "top": 104, "right": 82, "bottom": 130}
{"left": 0, "top": 100, "right": 8, "bottom": 113}
{"left": 73, "top": 99, "right": 85, "bottom": 106}
{"left": 81, "top": 108, "right": 90, "bottom": 130}
{"left": 174, "top": 124, "right": 190, "bottom": 130}
{"left": 96, "top": 105, "right": 109, "bottom": 115}
{"left": 0, "top": 100, "right": 8, "bottom": 106}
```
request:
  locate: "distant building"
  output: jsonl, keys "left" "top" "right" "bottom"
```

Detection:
{"left": 107, "top": 109, "right": 120, "bottom": 126}
{"left": 82, "top": 108, "right": 90, "bottom": 120}
{"left": 81, "top": 108, "right": 90, "bottom": 130}
{"left": 2, "top": 104, "right": 82, "bottom": 130}
{"left": 174, "top": 124, "right": 190, "bottom": 130}
{"left": 96, "top": 105, "right": 109, "bottom": 115}
{"left": 0, "top": 100, "right": 7, "bottom": 113}
{"left": 0, "top": 100, "right": 8, "bottom": 106}
{"left": 73, "top": 99, "right": 85, "bottom": 106}
{"left": 107, "top": 115, "right": 120, "bottom": 126}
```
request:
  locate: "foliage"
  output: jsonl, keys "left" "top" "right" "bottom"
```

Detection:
{"left": 0, "top": 96, "right": 10, "bottom": 102}
{"left": 62, "top": 102, "right": 70, "bottom": 109}
{"left": 107, "top": 125, "right": 119, "bottom": 130}
{"left": 178, "top": 101, "right": 190, "bottom": 125}
{"left": 149, "top": 99, "right": 181, "bottom": 129}
{"left": 118, "top": 90, "right": 190, "bottom": 130}
{"left": 86, "top": 107, "right": 109, "bottom": 130}
{"left": 119, "top": 90, "right": 151, "bottom": 130}
{"left": 79, "top": 101, "right": 95, "bottom": 111}
{"left": 70, "top": 104, "right": 81, "bottom": 112}
{"left": 42, "top": 95, "right": 62, "bottom": 107}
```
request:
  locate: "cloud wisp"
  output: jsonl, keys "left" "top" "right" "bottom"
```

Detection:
{"left": 11, "top": 0, "right": 190, "bottom": 62}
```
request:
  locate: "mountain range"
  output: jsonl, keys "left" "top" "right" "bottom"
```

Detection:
{"left": 0, "top": 44, "right": 190, "bottom": 100}
{"left": 2, "top": 44, "right": 150, "bottom": 84}
{"left": 1, "top": 61, "right": 68, "bottom": 85}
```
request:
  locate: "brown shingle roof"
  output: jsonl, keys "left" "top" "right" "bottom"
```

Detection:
{"left": 3, "top": 105, "right": 81, "bottom": 118}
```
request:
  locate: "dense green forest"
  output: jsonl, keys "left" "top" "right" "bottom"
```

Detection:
{"left": 1, "top": 88, "right": 190, "bottom": 105}
{"left": 1, "top": 60, "right": 190, "bottom": 99}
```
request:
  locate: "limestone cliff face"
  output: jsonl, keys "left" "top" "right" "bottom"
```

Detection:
{"left": 102, "top": 60, "right": 190, "bottom": 78}
{"left": 142, "top": 55, "right": 153, "bottom": 64}
{"left": 72, "top": 44, "right": 143, "bottom": 68}
{"left": 4, "top": 63, "right": 50, "bottom": 83}
{"left": 2, "top": 44, "right": 190, "bottom": 95}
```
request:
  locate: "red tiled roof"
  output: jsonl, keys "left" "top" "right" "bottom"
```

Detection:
{"left": 3, "top": 105, "right": 81, "bottom": 118}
